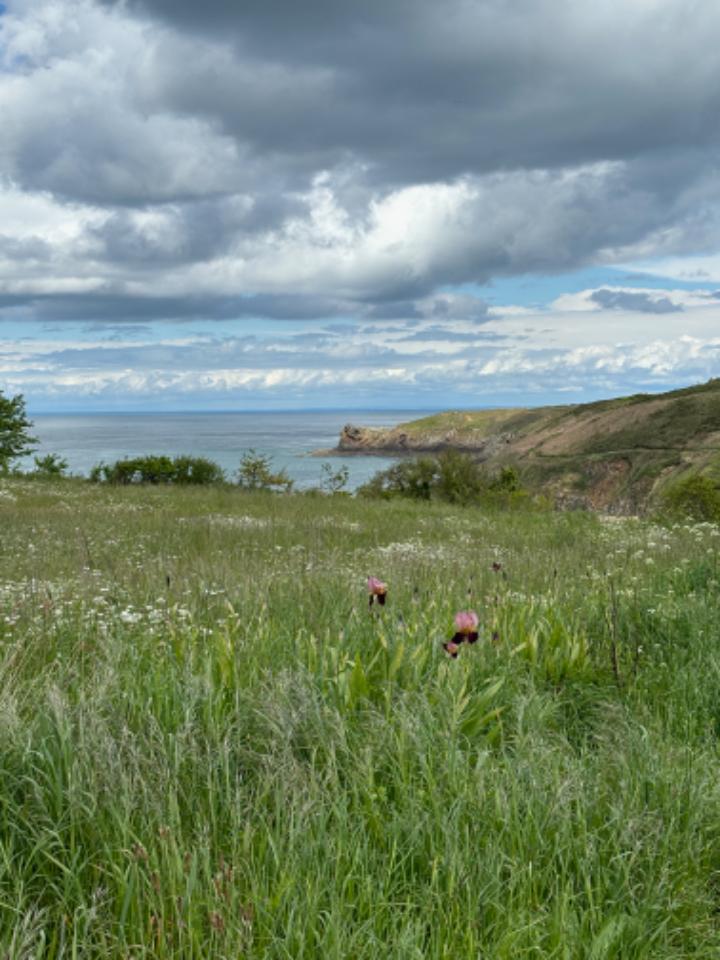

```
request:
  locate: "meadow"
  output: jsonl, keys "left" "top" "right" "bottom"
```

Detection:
{"left": 0, "top": 477, "right": 719, "bottom": 958}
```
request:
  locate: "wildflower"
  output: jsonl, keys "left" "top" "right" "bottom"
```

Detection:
{"left": 367, "top": 576, "right": 387, "bottom": 608}
{"left": 443, "top": 610, "right": 480, "bottom": 658}
{"left": 452, "top": 610, "right": 479, "bottom": 644}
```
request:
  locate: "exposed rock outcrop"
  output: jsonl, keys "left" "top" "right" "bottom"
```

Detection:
{"left": 337, "top": 422, "right": 513, "bottom": 456}
{"left": 325, "top": 380, "right": 720, "bottom": 514}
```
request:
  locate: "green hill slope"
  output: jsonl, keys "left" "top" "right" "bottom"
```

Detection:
{"left": 335, "top": 379, "right": 720, "bottom": 512}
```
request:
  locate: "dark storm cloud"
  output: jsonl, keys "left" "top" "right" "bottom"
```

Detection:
{"left": 11, "top": 0, "right": 720, "bottom": 204}
{"left": 0, "top": 293, "right": 242, "bottom": 323}
{"left": 589, "top": 289, "right": 683, "bottom": 314}
{"left": 105, "top": 0, "right": 720, "bottom": 186}
{"left": 88, "top": 195, "right": 307, "bottom": 266}
{"left": 0, "top": 292, "right": 349, "bottom": 323}
{"left": 363, "top": 301, "right": 424, "bottom": 321}
{"left": 5, "top": 0, "right": 720, "bottom": 327}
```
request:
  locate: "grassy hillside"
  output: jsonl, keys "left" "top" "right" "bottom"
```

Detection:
{"left": 1, "top": 477, "right": 720, "bottom": 956}
{"left": 340, "top": 379, "right": 720, "bottom": 512}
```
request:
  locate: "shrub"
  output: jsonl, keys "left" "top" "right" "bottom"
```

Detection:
{"left": 357, "top": 455, "right": 439, "bottom": 501}
{"left": 237, "top": 449, "right": 293, "bottom": 492}
{"left": 489, "top": 465, "right": 520, "bottom": 493}
{"left": 171, "top": 456, "right": 225, "bottom": 485}
{"left": 33, "top": 453, "right": 69, "bottom": 478}
{"left": 320, "top": 462, "right": 350, "bottom": 494}
{"left": 358, "top": 450, "right": 526, "bottom": 506}
{"left": 433, "top": 449, "right": 487, "bottom": 504}
{"left": 661, "top": 473, "right": 720, "bottom": 522}
{"left": 89, "top": 455, "right": 225, "bottom": 485}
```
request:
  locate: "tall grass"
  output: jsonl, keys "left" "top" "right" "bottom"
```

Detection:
{"left": 0, "top": 477, "right": 719, "bottom": 957}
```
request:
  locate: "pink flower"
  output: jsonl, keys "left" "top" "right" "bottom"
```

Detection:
{"left": 367, "top": 576, "right": 387, "bottom": 607}
{"left": 441, "top": 611, "right": 480, "bottom": 659}
{"left": 454, "top": 610, "right": 479, "bottom": 634}
{"left": 448, "top": 609, "right": 479, "bottom": 647}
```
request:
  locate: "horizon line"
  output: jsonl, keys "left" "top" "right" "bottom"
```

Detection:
{"left": 25, "top": 406, "right": 453, "bottom": 415}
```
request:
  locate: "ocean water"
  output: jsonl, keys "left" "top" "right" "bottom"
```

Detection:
{"left": 23, "top": 410, "right": 434, "bottom": 490}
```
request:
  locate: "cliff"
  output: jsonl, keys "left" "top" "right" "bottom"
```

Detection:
{"left": 333, "top": 379, "right": 720, "bottom": 513}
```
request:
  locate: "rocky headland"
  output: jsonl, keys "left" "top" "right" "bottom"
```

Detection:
{"left": 322, "top": 380, "right": 720, "bottom": 513}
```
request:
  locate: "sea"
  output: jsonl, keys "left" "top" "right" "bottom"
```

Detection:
{"left": 22, "top": 410, "right": 435, "bottom": 490}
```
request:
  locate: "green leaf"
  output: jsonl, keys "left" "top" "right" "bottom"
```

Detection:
{"left": 347, "top": 657, "right": 370, "bottom": 706}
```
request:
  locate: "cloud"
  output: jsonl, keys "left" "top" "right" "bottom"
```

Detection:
{"left": 104, "top": 0, "right": 720, "bottom": 185}
{"left": 1, "top": 163, "right": 703, "bottom": 316}
{"left": 393, "top": 327, "right": 506, "bottom": 344}
{"left": 589, "top": 289, "right": 682, "bottom": 313}
{"left": 4, "top": 293, "right": 720, "bottom": 408}
{"left": 6, "top": 331, "right": 720, "bottom": 408}
{"left": 0, "top": 291, "right": 353, "bottom": 323}
{"left": 1, "top": 0, "right": 720, "bottom": 326}
{"left": 2, "top": 0, "right": 720, "bottom": 407}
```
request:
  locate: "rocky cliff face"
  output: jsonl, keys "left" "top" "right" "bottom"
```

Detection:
{"left": 330, "top": 380, "right": 720, "bottom": 514}
{"left": 337, "top": 422, "right": 513, "bottom": 456}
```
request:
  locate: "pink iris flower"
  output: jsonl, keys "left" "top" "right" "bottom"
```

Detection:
{"left": 443, "top": 609, "right": 480, "bottom": 656}
{"left": 454, "top": 611, "right": 479, "bottom": 635}
{"left": 367, "top": 576, "right": 387, "bottom": 607}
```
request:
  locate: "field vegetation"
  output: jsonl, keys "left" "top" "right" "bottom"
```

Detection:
{"left": 1, "top": 476, "right": 720, "bottom": 957}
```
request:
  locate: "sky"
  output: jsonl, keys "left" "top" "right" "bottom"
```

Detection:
{"left": 2, "top": 0, "right": 720, "bottom": 412}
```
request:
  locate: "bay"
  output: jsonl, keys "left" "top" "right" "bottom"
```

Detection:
{"left": 23, "top": 410, "right": 434, "bottom": 490}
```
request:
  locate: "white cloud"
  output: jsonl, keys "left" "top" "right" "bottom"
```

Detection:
{"left": 2, "top": 297, "right": 720, "bottom": 405}
{"left": 2, "top": 0, "right": 720, "bottom": 407}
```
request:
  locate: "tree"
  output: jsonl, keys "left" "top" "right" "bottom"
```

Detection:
{"left": 0, "top": 391, "right": 36, "bottom": 474}
{"left": 237, "top": 449, "right": 293, "bottom": 492}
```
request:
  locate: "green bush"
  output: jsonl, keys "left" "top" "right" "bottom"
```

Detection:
{"left": 32, "top": 453, "right": 69, "bottom": 477}
{"left": 237, "top": 449, "right": 293, "bottom": 492}
{"left": 358, "top": 455, "right": 438, "bottom": 501}
{"left": 661, "top": 473, "right": 720, "bottom": 522}
{"left": 89, "top": 454, "right": 225, "bottom": 485}
{"left": 358, "top": 450, "right": 528, "bottom": 507}
{"left": 168, "top": 455, "right": 225, "bottom": 485}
